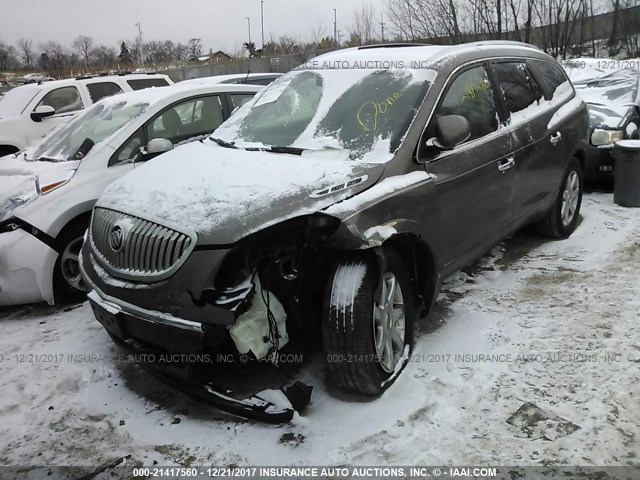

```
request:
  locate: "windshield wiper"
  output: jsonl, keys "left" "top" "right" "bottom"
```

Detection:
{"left": 245, "top": 145, "right": 305, "bottom": 156}
{"left": 210, "top": 137, "right": 240, "bottom": 149}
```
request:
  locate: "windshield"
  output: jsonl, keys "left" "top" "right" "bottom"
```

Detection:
{"left": 0, "top": 87, "right": 38, "bottom": 118}
{"left": 214, "top": 68, "right": 434, "bottom": 160}
{"left": 29, "top": 98, "right": 149, "bottom": 162}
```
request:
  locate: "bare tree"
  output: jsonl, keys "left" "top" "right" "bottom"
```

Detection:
{"left": 91, "top": 45, "right": 117, "bottom": 69}
{"left": 72, "top": 35, "right": 94, "bottom": 67}
{"left": 0, "top": 42, "right": 19, "bottom": 70}
{"left": 39, "top": 41, "right": 70, "bottom": 71}
{"left": 387, "top": 0, "right": 464, "bottom": 43}
{"left": 17, "top": 38, "right": 34, "bottom": 68}
{"left": 350, "top": 3, "right": 377, "bottom": 45}
{"left": 187, "top": 38, "right": 202, "bottom": 61}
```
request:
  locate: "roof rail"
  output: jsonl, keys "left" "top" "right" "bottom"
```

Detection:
{"left": 358, "top": 42, "right": 431, "bottom": 50}
{"left": 466, "top": 40, "right": 540, "bottom": 50}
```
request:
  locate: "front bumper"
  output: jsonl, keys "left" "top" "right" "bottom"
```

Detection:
{"left": 81, "top": 249, "right": 304, "bottom": 423}
{"left": 0, "top": 228, "right": 57, "bottom": 305}
{"left": 585, "top": 144, "right": 615, "bottom": 181}
{"left": 80, "top": 243, "right": 240, "bottom": 354}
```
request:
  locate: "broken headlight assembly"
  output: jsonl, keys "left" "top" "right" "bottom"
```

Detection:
{"left": 591, "top": 129, "right": 624, "bottom": 146}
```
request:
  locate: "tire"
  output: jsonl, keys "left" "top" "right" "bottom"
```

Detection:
{"left": 322, "top": 248, "right": 415, "bottom": 395}
{"left": 53, "top": 223, "right": 88, "bottom": 303}
{"left": 535, "top": 157, "right": 583, "bottom": 238}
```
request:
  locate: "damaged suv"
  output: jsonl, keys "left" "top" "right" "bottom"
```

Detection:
{"left": 80, "top": 42, "right": 588, "bottom": 414}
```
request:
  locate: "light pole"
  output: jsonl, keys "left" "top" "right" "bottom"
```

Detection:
{"left": 246, "top": 17, "right": 252, "bottom": 45}
{"left": 333, "top": 9, "right": 337, "bottom": 46}
{"left": 261, "top": 1, "right": 265, "bottom": 49}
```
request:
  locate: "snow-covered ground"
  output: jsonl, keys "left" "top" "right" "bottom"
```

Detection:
{"left": 0, "top": 192, "right": 638, "bottom": 473}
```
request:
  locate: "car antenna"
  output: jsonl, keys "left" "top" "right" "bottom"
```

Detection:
{"left": 243, "top": 68, "right": 251, "bottom": 84}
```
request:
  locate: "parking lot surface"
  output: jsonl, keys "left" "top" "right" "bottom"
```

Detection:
{"left": 0, "top": 192, "right": 638, "bottom": 469}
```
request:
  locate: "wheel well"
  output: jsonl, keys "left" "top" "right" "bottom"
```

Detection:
{"left": 573, "top": 148, "right": 586, "bottom": 173}
{"left": 0, "top": 145, "right": 20, "bottom": 157}
{"left": 383, "top": 234, "right": 438, "bottom": 317}
{"left": 55, "top": 212, "right": 92, "bottom": 246}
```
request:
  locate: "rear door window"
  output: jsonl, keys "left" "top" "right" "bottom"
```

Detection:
{"left": 86, "top": 82, "right": 123, "bottom": 102}
{"left": 527, "top": 59, "right": 572, "bottom": 101}
{"left": 434, "top": 65, "right": 499, "bottom": 143}
{"left": 491, "top": 62, "right": 541, "bottom": 116}
{"left": 127, "top": 78, "right": 170, "bottom": 90}
{"left": 37, "top": 86, "right": 84, "bottom": 114}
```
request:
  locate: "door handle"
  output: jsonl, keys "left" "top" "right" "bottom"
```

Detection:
{"left": 497, "top": 157, "right": 515, "bottom": 172}
{"left": 550, "top": 132, "right": 562, "bottom": 145}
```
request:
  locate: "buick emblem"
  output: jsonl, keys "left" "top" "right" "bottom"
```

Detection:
{"left": 109, "top": 225, "right": 125, "bottom": 252}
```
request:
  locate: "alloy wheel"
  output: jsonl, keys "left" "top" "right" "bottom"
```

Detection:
{"left": 561, "top": 171, "right": 580, "bottom": 227}
{"left": 373, "top": 271, "right": 406, "bottom": 373}
{"left": 60, "top": 237, "right": 86, "bottom": 292}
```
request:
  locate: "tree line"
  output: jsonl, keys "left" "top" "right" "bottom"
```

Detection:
{"left": 0, "top": 0, "right": 638, "bottom": 75}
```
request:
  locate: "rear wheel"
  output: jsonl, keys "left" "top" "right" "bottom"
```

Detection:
{"left": 322, "top": 249, "right": 415, "bottom": 395}
{"left": 535, "top": 157, "right": 583, "bottom": 238}
{"left": 53, "top": 223, "right": 88, "bottom": 303}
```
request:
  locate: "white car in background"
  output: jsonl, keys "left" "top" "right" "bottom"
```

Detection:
{"left": 0, "top": 73, "right": 173, "bottom": 156}
{"left": 0, "top": 81, "right": 262, "bottom": 306}
{"left": 18, "top": 73, "right": 55, "bottom": 84}
{"left": 180, "top": 72, "right": 283, "bottom": 86}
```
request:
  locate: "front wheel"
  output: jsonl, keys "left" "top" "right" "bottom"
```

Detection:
{"left": 322, "top": 249, "right": 415, "bottom": 395}
{"left": 53, "top": 224, "right": 88, "bottom": 303}
{"left": 535, "top": 157, "right": 583, "bottom": 238}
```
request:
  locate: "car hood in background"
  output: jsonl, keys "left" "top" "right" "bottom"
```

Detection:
{"left": 573, "top": 69, "right": 639, "bottom": 129}
{"left": 96, "top": 140, "right": 385, "bottom": 245}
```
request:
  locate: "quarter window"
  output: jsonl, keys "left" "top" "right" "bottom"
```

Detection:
{"left": 37, "top": 86, "right": 84, "bottom": 114}
{"left": 127, "top": 78, "right": 170, "bottom": 90}
{"left": 527, "top": 59, "right": 571, "bottom": 100}
{"left": 86, "top": 82, "right": 123, "bottom": 102}
{"left": 114, "top": 128, "right": 145, "bottom": 164}
{"left": 434, "top": 66, "right": 498, "bottom": 143}
{"left": 492, "top": 62, "right": 540, "bottom": 115}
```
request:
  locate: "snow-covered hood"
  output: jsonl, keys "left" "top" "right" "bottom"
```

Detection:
{"left": 573, "top": 70, "right": 639, "bottom": 129}
{"left": 96, "top": 140, "right": 385, "bottom": 244}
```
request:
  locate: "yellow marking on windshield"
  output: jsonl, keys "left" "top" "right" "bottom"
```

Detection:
{"left": 357, "top": 92, "right": 403, "bottom": 132}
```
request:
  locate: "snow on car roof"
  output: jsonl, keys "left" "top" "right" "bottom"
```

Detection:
{"left": 301, "top": 42, "right": 542, "bottom": 69}
{"left": 94, "top": 81, "right": 263, "bottom": 109}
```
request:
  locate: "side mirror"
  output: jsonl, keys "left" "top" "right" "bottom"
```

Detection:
{"left": 427, "top": 115, "right": 471, "bottom": 150}
{"left": 136, "top": 138, "right": 174, "bottom": 162}
{"left": 146, "top": 138, "right": 174, "bottom": 155}
{"left": 30, "top": 105, "right": 56, "bottom": 122}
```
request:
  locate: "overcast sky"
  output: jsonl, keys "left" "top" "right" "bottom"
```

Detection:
{"left": 1, "top": 0, "right": 389, "bottom": 54}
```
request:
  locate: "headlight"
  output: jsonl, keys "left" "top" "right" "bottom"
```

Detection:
{"left": 36, "top": 170, "right": 75, "bottom": 195}
{"left": 591, "top": 129, "right": 624, "bottom": 146}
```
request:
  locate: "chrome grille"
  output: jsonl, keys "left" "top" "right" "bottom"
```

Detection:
{"left": 90, "top": 207, "right": 195, "bottom": 281}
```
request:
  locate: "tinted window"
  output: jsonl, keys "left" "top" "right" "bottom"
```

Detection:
{"left": 246, "top": 77, "right": 276, "bottom": 85}
{"left": 127, "top": 78, "right": 170, "bottom": 90}
{"left": 86, "top": 82, "right": 123, "bottom": 102}
{"left": 435, "top": 66, "right": 498, "bottom": 142}
{"left": 148, "top": 95, "right": 224, "bottom": 144}
{"left": 37, "top": 86, "right": 84, "bottom": 114}
{"left": 492, "top": 62, "right": 539, "bottom": 115}
{"left": 528, "top": 59, "right": 571, "bottom": 100}
{"left": 230, "top": 93, "right": 256, "bottom": 109}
